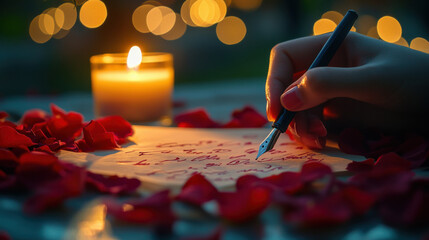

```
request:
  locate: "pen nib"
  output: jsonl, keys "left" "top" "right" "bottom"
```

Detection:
{"left": 256, "top": 128, "right": 281, "bottom": 160}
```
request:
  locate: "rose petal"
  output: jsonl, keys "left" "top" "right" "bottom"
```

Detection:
{"left": 0, "top": 148, "right": 19, "bottom": 174}
{"left": 46, "top": 104, "right": 83, "bottom": 141}
{"left": 176, "top": 173, "right": 218, "bottom": 206}
{"left": 86, "top": 171, "right": 140, "bottom": 195}
{"left": 222, "top": 106, "right": 267, "bottom": 128}
{"left": 106, "top": 190, "right": 175, "bottom": 226}
{"left": 20, "top": 109, "right": 50, "bottom": 129}
{"left": 263, "top": 172, "right": 303, "bottom": 194}
{"left": 16, "top": 152, "right": 63, "bottom": 188}
{"left": 96, "top": 116, "right": 133, "bottom": 141}
{"left": 346, "top": 158, "right": 375, "bottom": 173}
{"left": 217, "top": 185, "right": 271, "bottom": 222}
{"left": 300, "top": 161, "right": 332, "bottom": 182}
{"left": 174, "top": 108, "right": 220, "bottom": 128}
{"left": 0, "top": 231, "right": 11, "bottom": 240}
{"left": 373, "top": 152, "right": 411, "bottom": 172}
{"left": 82, "top": 121, "right": 120, "bottom": 151}
{"left": 0, "top": 126, "right": 34, "bottom": 148}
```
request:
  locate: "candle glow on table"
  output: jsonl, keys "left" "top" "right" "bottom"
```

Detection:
{"left": 91, "top": 46, "right": 174, "bottom": 124}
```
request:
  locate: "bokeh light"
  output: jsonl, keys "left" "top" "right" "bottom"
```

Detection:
{"left": 132, "top": 4, "right": 156, "bottom": 33}
{"left": 57, "top": 2, "right": 77, "bottom": 30}
{"left": 394, "top": 37, "right": 408, "bottom": 47}
{"left": 79, "top": 0, "right": 108, "bottom": 29}
{"left": 232, "top": 0, "right": 262, "bottom": 11}
{"left": 216, "top": 16, "right": 246, "bottom": 45}
{"left": 181, "top": 0, "right": 198, "bottom": 27}
{"left": 356, "top": 15, "right": 376, "bottom": 35}
{"left": 46, "top": 8, "right": 62, "bottom": 35}
{"left": 322, "top": 11, "right": 343, "bottom": 24}
{"left": 190, "top": 0, "right": 227, "bottom": 27}
{"left": 29, "top": 15, "right": 51, "bottom": 44}
{"left": 147, "top": 6, "right": 176, "bottom": 35}
{"left": 377, "top": 16, "right": 402, "bottom": 43}
{"left": 162, "top": 13, "right": 187, "bottom": 40}
{"left": 313, "top": 19, "right": 336, "bottom": 35}
{"left": 410, "top": 37, "right": 429, "bottom": 54}
{"left": 38, "top": 11, "right": 55, "bottom": 36}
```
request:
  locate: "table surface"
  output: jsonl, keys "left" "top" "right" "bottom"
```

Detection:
{"left": 0, "top": 79, "right": 427, "bottom": 240}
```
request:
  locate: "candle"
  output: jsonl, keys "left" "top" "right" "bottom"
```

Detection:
{"left": 90, "top": 46, "right": 174, "bottom": 124}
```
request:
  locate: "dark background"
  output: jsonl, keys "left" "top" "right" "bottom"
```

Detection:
{"left": 0, "top": 0, "right": 428, "bottom": 97}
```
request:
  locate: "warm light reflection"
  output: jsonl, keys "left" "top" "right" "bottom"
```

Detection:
{"left": 190, "top": 0, "right": 226, "bottom": 27}
{"left": 181, "top": 0, "right": 198, "bottom": 27}
{"left": 356, "top": 15, "right": 376, "bottom": 35}
{"left": 79, "top": 0, "right": 107, "bottom": 29}
{"left": 46, "top": 8, "right": 62, "bottom": 35}
{"left": 232, "top": 0, "right": 262, "bottom": 11}
{"left": 410, "top": 37, "right": 429, "bottom": 54}
{"left": 127, "top": 46, "right": 143, "bottom": 69}
{"left": 394, "top": 37, "right": 408, "bottom": 47}
{"left": 58, "top": 2, "right": 77, "bottom": 30}
{"left": 162, "top": 13, "right": 187, "bottom": 40}
{"left": 147, "top": 6, "right": 176, "bottom": 35}
{"left": 313, "top": 18, "right": 336, "bottom": 35}
{"left": 38, "top": 12, "right": 55, "bottom": 35}
{"left": 54, "top": 8, "right": 65, "bottom": 30}
{"left": 72, "top": 203, "right": 111, "bottom": 240}
{"left": 322, "top": 10, "right": 343, "bottom": 24}
{"left": 132, "top": 4, "right": 155, "bottom": 33}
{"left": 216, "top": 16, "right": 246, "bottom": 45}
{"left": 29, "top": 15, "right": 51, "bottom": 44}
{"left": 377, "top": 16, "right": 402, "bottom": 43}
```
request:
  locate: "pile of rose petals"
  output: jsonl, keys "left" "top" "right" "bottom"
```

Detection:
{"left": 174, "top": 106, "right": 268, "bottom": 128}
{"left": 0, "top": 105, "right": 140, "bottom": 215}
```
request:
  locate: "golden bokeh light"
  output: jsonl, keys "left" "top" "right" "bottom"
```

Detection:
{"left": 216, "top": 16, "right": 246, "bottom": 45}
{"left": 356, "top": 15, "right": 376, "bottom": 35}
{"left": 181, "top": 0, "right": 198, "bottom": 27}
{"left": 46, "top": 8, "right": 62, "bottom": 35}
{"left": 79, "top": 0, "right": 107, "bottom": 29}
{"left": 410, "top": 37, "right": 429, "bottom": 54}
{"left": 162, "top": 13, "right": 187, "bottom": 40}
{"left": 321, "top": 11, "right": 343, "bottom": 24}
{"left": 224, "top": 0, "right": 232, "bottom": 7}
{"left": 132, "top": 4, "right": 156, "bottom": 33}
{"left": 313, "top": 18, "right": 336, "bottom": 35}
{"left": 147, "top": 6, "right": 176, "bottom": 35}
{"left": 232, "top": 0, "right": 262, "bottom": 11}
{"left": 38, "top": 12, "right": 55, "bottom": 35}
{"left": 351, "top": 26, "right": 356, "bottom": 32}
{"left": 54, "top": 8, "right": 65, "bottom": 29}
{"left": 377, "top": 16, "right": 402, "bottom": 43}
{"left": 58, "top": 2, "right": 77, "bottom": 30}
{"left": 29, "top": 15, "right": 51, "bottom": 44}
{"left": 394, "top": 37, "right": 408, "bottom": 47}
{"left": 190, "top": 0, "right": 227, "bottom": 27}
{"left": 367, "top": 26, "right": 379, "bottom": 39}
{"left": 53, "top": 29, "right": 70, "bottom": 39}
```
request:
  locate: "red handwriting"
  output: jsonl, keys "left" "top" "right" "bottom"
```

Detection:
{"left": 183, "top": 149, "right": 204, "bottom": 154}
{"left": 190, "top": 155, "right": 220, "bottom": 161}
{"left": 138, "top": 150, "right": 173, "bottom": 156}
{"left": 134, "top": 159, "right": 150, "bottom": 166}
{"left": 154, "top": 157, "right": 187, "bottom": 165}
{"left": 156, "top": 141, "right": 214, "bottom": 148}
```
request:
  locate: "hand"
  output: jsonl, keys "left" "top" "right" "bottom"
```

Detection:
{"left": 266, "top": 32, "right": 429, "bottom": 149}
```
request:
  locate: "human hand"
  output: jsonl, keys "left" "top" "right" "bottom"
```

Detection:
{"left": 266, "top": 32, "right": 429, "bottom": 149}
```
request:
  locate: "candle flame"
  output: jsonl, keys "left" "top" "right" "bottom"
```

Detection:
{"left": 127, "top": 46, "right": 142, "bottom": 69}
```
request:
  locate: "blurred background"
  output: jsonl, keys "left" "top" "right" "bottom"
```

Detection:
{"left": 1, "top": 0, "right": 429, "bottom": 97}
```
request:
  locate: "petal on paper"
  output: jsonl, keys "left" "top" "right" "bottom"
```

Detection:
{"left": 222, "top": 106, "right": 267, "bottom": 128}
{"left": 300, "top": 161, "right": 332, "bottom": 183}
{"left": 174, "top": 108, "right": 220, "bottom": 128}
{"left": 82, "top": 121, "right": 120, "bottom": 151}
{"left": 46, "top": 104, "right": 83, "bottom": 141}
{"left": 16, "top": 152, "right": 63, "bottom": 188}
{"left": 373, "top": 152, "right": 411, "bottom": 172}
{"left": 346, "top": 158, "right": 375, "bottom": 173}
{"left": 0, "top": 126, "right": 34, "bottom": 148}
{"left": 96, "top": 116, "right": 133, "bottom": 140}
{"left": 86, "top": 171, "right": 140, "bottom": 195}
{"left": 176, "top": 173, "right": 218, "bottom": 206}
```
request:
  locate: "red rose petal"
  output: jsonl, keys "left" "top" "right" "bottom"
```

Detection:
{"left": 0, "top": 112, "right": 8, "bottom": 121}
{"left": 263, "top": 172, "right": 303, "bottom": 194}
{"left": 176, "top": 173, "right": 218, "bottom": 206}
{"left": 16, "top": 152, "right": 63, "bottom": 188}
{"left": 96, "top": 116, "right": 133, "bottom": 140}
{"left": 346, "top": 158, "right": 375, "bottom": 173}
{"left": 0, "top": 148, "right": 19, "bottom": 174}
{"left": 373, "top": 152, "right": 411, "bottom": 172}
{"left": 46, "top": 104, "right": 83, "bottom": 141}
{"left": 20, "top": 109, "right": 50, "bottom": 129}
{"left": 222, "top": 106, "right": 267, "bottom": 128}
{"left": 300, "top": 161, "right": 332, "bottom": 182}
{"left": 82, "top": 121, "right": 120, "bottom": 151}
{"left": 0, "top": 231, "right": 11, "bottom": 240}
{"left": 217, "top": 185, "right": 271, "bottom": 222}
{"left": 86, "top": 171, "right": 140, "bottom": 195}
{"left": 106, "top": 190, "right": 175, "bottom": 226}
{"left": 174, "top": 108, "right": 220, "bottom": 128}
{"left": 0, "top": 126, "right": 34, "bottom": 148}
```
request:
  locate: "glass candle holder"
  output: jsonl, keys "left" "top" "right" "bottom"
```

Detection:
{"left": 90, "top": 52, "right": 174, "bottom": 125}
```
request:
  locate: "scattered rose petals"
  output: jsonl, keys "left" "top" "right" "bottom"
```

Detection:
{"left": 222, "top": 106, "right": 267, "bottom": 128}
{"left": 46, "top": 104, "right": 83, "bottom": 141}
{"left": 95, "top": 115, "right": 133, "bottom": 144}
{"left": 0, "top": 148, "right": 19, "bottom": 174}
{"left": 20, "top": 109, "right": 50, "bottom": 129}
{"left": 0, "top": 126, "right": 34, "bottom": 148}
{"left": 346, "top": 158, "right": 374, "bottom": 173}
{"left": 176, "top": 173, "right": 218, "bottom": 206}
{"left": 174, "top": 108, "right": 219, "bottom": 128}
{"left": 86, "top": 171, "right": 140, "bottom": 195}
{"left": 80, "top": 121, "right": 120, "bottom": 151}
{"left": 106, "top": 190, "right": 175, "bottom": 226}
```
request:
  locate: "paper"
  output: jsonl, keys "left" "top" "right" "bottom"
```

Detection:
{"left": 58, "top": 126, "right": 364, "bottom": 189}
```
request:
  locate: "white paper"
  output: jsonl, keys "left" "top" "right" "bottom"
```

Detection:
{"left": 58, "top": 126, "right": 364, "bottom": 189}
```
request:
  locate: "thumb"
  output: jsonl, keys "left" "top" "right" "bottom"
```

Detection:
{"left": 280, "top": 66, "right": 376, "bottom": 111}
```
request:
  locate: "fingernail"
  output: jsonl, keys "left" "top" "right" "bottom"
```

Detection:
{"left": 281, "top": 86, "right": 303, "bottom": 110}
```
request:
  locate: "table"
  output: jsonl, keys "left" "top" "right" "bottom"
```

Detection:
{"left": 0, "top": 79, "right": 426, "bottom": 240}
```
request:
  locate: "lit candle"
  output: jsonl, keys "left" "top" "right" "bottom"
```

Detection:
{"left": 90, "top": 46, "right": 174, "bottom": 124}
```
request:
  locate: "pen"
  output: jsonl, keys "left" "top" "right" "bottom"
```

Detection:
{"left": 256, "top": 10, "right": 358, "bottom": 160}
